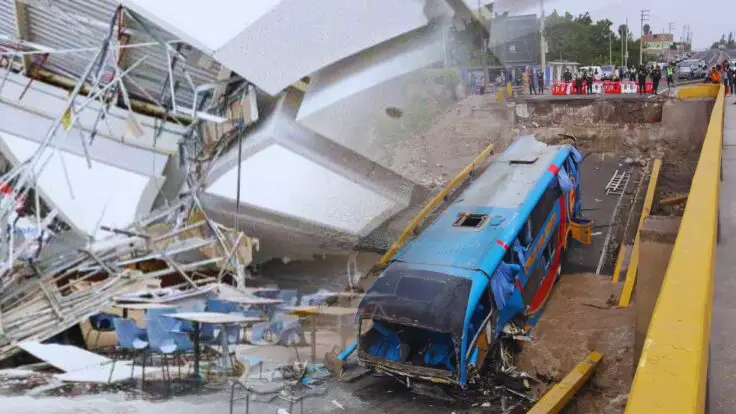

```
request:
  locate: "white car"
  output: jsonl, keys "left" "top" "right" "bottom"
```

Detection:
{"left": 579, "top": 66, "right": 603, "bottom": 80}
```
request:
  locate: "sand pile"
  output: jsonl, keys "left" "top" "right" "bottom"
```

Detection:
{"left": 517, "top": 273, "right": 634, "bottom": 414}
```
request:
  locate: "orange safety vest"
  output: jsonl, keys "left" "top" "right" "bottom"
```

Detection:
{"left": 712, "top": 71, "right": 722, "bottom": 83}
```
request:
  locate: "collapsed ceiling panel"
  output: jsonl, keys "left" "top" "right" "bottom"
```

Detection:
{"left": 123, "top": 0, "right": 431, "bottom": 95}
{"left": 205, "top": 143, "right": 397, "bottom": 236}
{"left": 0, "top": 132, "right": 159, "bottom": 239}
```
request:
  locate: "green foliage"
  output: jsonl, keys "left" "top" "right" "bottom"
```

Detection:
{"left": 711, "top": 32, "right": 736, "bottom": 49}
{"left": 544, "top": 10, "right": 640, "bottom": 66}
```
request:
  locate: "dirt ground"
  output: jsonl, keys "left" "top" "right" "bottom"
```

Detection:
{"left": 517, "top": 273, "right": 634, "bottom": 414}
{"left": 387, "top": 93, "right": 512, "bottom": 188}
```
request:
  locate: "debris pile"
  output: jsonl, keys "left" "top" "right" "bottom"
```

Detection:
{"left": 516, "top": 273, "right": 634, "bottom": 414}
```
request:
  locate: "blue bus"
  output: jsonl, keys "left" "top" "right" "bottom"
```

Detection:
{"left": 356, "top": 135, "right": 591, "bottom": 388}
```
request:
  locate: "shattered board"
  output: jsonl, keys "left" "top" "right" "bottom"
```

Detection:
{"left": 19, "top": 342, "right": 111, "bottom": 373}
{"left": 516, "top": 273, "right": 634, "bottom": 414}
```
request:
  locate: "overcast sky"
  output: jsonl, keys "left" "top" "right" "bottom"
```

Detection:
{"left": 483, "top": 0, "right": 726, "bottom": 49}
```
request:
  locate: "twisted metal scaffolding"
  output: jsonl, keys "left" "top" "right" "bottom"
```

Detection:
{"left": 0, "top": 4, "right": 258, "bottom": 358}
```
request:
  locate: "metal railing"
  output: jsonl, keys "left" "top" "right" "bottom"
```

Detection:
{"left": 625, "top": 85, "right": 724, "bottom": 412}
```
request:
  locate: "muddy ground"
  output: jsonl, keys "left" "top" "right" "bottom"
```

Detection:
{"left": 517, "top": 274, "right": 634, "bottom": 414}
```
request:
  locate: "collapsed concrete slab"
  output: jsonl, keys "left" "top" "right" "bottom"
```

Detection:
{"left": 122, "top": 0, "right": 434, "bottom": 95}
{"left": 202, "top": 90, "right": 424, "bottom": 261}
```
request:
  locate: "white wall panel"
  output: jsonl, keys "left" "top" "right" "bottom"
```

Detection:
{"left": 122, "top": 0, "right": 283, "bottom": 54}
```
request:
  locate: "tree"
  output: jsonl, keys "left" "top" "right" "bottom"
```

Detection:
{"left": 643, "top": 24, "right": 651, "bottom": 35}
{"left": 710, "top": 33, "right": 736, "bottom": 49}
{"left": 543, "top": 10, "right": 637, "bottom": 66}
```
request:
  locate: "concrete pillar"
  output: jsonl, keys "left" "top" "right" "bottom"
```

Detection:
{"left": 635, "top": 215, "right": 682, "bottom": 364}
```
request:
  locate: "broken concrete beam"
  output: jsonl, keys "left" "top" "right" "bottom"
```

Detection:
{"left": 658, "top": 194, "right": 688, "bottom": 207}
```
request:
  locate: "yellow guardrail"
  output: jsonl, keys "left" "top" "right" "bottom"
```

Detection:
{"left": 625, "top": 85, "right": 724, "bottom": 413}
{"left": 527, "top": 351, "right": 603, "bottom": 414}
{"left": 677, "top": 83, "right": 721, "bottom": 100}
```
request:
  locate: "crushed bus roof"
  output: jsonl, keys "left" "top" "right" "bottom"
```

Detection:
{"left": 393, "top": 135, "right": 568, "bottom": 271}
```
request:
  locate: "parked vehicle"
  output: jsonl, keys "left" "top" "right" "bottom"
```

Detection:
{"left": 677, "top": 60, "right": 704, "bottom": 79}
{"left": 600, "top": 65, "right": 616, "bottom": 80}
{"left": 356, "top": 135, "right": 591, "bottom": 388}
{"left": 579, "top": 65, "right": 603, "bottom": 80}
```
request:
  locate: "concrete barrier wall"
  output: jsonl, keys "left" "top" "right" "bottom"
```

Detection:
{"left": 626, "top": 85, "right": 723, "bottom": 412}
{"left": 677, "top": 84, "right": 721, "bottom": 100}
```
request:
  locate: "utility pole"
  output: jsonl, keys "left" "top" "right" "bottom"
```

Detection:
{"left": 668, "top": 22, "right": 675, "bottom": 59}
{"left": 625, "top": 17, "right": 629, "bottom": 67}
{"left": 640, "top": 9, "right": 650, "bottom": 65}
{"left": 621, "top": 24, "right": 625, "bottom": 67}
{"left": 478, "top": 0, "right": 489, "bottom": 90}
{"left": 609, "top": 31, "right": 612, "bottom": 65}
{"left": 540, "top": 0, "right": 546, "bottom": 75}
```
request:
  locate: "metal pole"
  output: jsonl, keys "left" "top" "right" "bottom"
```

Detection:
{"left": 621, "top": 25, "right": 625, "bottom": 67}
{"left": 609, "top": 32, "right": 612, "bottom": 65}
{"left": 540, "top": 0, "right": 546, "bottom": 75}
{"left": 478, "top": 0, "right": 489, "bottom": 90}
{"left": 640, "top": 9, "right": 650, "bottom": 66}
{"left": 442, "top": 26, "right": 448, "bottom": 68}
{"left": 625, "top": 18, "right": 628, "bottom": 67}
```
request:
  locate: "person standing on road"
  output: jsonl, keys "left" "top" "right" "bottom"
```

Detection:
{"left": 729, "top": 66, "right": 736, "bottom": 94}
{"left": 563, "top": 68, "right": 573, "bottom": 83}
{"left": 586, "top": 70, "right": 594, "bottom": 94}
{"left": 666, "top": 64, "right": 675, "bottom": 89}
{"left": 527, "top": 67, "right": 536, "bottom": 95}
{"left": 575, "top": 70, "right": 584, "bottom": 94}
{"left": 538, "top": 70, "right": 545, "bottom": 94}
{"left": 637, "top": 65, "right": 648, "bottom": 95}
{"left": 652, "top": 66, "right": 662, "bottom": 95}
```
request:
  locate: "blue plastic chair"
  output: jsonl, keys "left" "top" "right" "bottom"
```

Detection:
{"left": 145, "top": 309, "right": 193, "bottom": 382}
{"left": 202, "top": 299, "right": 241, "bottom": 347}
{"left": 276, "top": 319, "right": 302, "bottom": 346}
{"left": 249, "top": 322, "right": 273, "bottom": 345}
{"left": 108, "top": 318, "right": 149, "bottom": 383}
{"left": 277, "top": 290, "right": 298, "bottom": 305}
{"left": 173, "top": 300, "right": 206, "bottom": 333}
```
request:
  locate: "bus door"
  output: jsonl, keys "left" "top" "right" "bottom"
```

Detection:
{"left": 562, "top": 154, "right": 592, "bottom": 245}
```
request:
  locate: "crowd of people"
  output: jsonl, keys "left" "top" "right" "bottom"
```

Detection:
{"left": 707, "top": 60, "right": 736, "bottom": 95}
{"left": 525, "top": 67, "right": 546, "bottom": 95}
{"left": 560, "top": 64, "right": 675, "bottom": 95}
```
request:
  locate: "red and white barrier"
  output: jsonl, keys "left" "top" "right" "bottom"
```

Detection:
{"left": 591, "top": 81, "right": 604, "bottom": 94}
{"left": 549, "top": 81, "right": 661, "bottom": 96}
{"left": 604, "top": 81, "right": 621, "bottom": 94}
{"left": 621, "top": 82, "right": 637, "bottom": 94}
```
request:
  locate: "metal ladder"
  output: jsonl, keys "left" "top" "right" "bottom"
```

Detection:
{"left": 606, "top": 170, "right": 630, "bottom": 195}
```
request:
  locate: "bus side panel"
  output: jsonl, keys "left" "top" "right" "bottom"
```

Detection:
{"left": 526, "top": 198, "right": 567, "bottom": 323}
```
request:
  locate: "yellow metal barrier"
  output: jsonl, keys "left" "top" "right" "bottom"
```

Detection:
{"left": 527, "top": 351, "right": 603, "bottom": 414}
{"left": 376, "top": 143, "right": 495, "bottom": 267}
{"left": 625, "top": 85, "right": 724, "bottom": 413}
{"left": 618, "top": 158, "right": 662, "bottom": 307}
{"left": 677, "top": 84, "right": 721, "bottom": 100}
